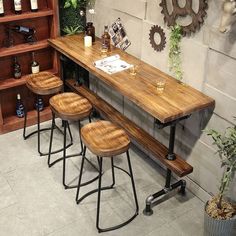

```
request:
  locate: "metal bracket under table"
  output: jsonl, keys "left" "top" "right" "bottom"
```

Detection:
{"left": 143, "top": 115, "right": 191, "bottom": 216}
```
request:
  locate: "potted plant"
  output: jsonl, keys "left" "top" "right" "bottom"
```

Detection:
{"left": 205, "top": 120, "right": 236, "bottom": 235}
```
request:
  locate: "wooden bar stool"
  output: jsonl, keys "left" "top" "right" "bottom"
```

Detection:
{"left": 48, "top": 92, "right": 99, "bottom": 189}
{"left": 23, "top": 72, "right": 64, "bottom": 156}
{"left": 76, "top": 120, "right": 139, "bottom": 233}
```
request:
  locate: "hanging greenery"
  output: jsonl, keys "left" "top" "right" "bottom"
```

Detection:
{"left": 168, "top": 24, "right": 183, "bottom": 81}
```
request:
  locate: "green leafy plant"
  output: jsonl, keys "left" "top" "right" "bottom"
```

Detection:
{"left": 62, "top": 26, "right": 83, "bottom": 35}
{"left": 64, "top": 0, "right": 94, "bottom": 9}
{"left": 168, "top": 24, "right": 183, "bottom": 81}
{"left": 206, "top": 118, "right": 236, "bottom": 219}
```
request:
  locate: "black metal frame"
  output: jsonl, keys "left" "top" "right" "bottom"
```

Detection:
{"left": 76, "top": 147, "right": 139, "bottom": 233}
{"left": 143, "top": 116, "right": 190, "bottom": 216}
{"left": 47, "top": 114, "right": 99, "bottom": 189}
{"left": 23, "top": 94, "right": 72, "bottom": 156}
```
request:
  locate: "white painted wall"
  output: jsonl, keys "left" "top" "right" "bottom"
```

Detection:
{"left": 90, "top": 0, "right": 236, "bottom": 202}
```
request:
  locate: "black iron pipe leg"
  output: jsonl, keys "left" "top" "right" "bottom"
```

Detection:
{"left": 110, "top": 157, "right": 115, "bottom": 187}
{"left": 47, "top": 113, "right": 55, "bottom": 167}
{"left": 63, "top": 120, "right": 68, "bottom": 189}
{"left": 126, "top": 151, "right": 139, "bottom": 214}
{"left": 167, "top": 123, "right": 176, "bottom": 160}
{"left": 37, "top": 95, "right": 41, "bottom": 156}
{"left": 96, "top": 157, "right": 103, "bottom": 233}
{"left": 75, "top": 146, "right": 86, "bottom": 203}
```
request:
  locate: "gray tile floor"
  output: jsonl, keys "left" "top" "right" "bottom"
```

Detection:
{"left": 0, "top": 120, "right": 205, "bottom": 236}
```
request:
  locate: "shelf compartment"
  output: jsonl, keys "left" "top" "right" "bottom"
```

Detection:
{"left": 0, "top": 40, "right": 49, "bottom": 58}
{"left": 0, "top": 106, "right": 52, "bottom": 134}
{"left": 0, "top": 69, "right": 58, "bottom": 91}
{"left": 0, "top": 9, "right": 54, "bottom": 23}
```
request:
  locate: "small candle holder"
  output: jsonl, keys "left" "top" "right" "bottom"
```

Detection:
{"left": 84, "top": 35, "right": 92, "bottom": 47}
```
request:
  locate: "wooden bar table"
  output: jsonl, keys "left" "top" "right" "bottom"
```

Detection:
{"left": 48, "top": 34, "right": 215, "bottom": 215}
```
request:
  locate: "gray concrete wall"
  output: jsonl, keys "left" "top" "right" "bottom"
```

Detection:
{"left": 90, "top": 0, "right": 236, "bottom": 202}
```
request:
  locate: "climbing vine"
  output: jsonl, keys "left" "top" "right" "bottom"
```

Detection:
{"left": 168, "top": 24, "right": 183, "bottom": 81}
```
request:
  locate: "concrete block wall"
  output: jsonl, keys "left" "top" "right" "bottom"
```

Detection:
{"left": 90, "top": 0, "right": 236, "bottom": 202}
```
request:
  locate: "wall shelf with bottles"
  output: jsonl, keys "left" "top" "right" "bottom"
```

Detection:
{"left": 0, "top": 9, "right": 54, "bottom": 23}
{"left": 0, "top": 0, "right": 59, "bottom": 134}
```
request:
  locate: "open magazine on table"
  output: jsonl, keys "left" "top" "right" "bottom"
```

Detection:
{"left": 94, "top": 54, "right": 132, "bottom": 75}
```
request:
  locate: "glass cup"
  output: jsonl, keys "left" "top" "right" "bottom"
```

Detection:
{"left": 129, "top": 65, "right": 138, "bottom": 76}
{"left": 156, "top": 77, "right": 166, "bottom": 94}
{"left": 100, "top": 46, "right": 108, "bottom": 57}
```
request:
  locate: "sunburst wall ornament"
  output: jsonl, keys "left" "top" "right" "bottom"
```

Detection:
{"left": 149, "top": 25, "right": 166, "bottom": 52}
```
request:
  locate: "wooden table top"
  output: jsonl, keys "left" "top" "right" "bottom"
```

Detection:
{"left": 48, "top": 34, "right": 215, "bottom": 123}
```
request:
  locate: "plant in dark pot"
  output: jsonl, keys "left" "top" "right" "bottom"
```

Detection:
{"left": 205, "top": 119, "right": 236, "bottom": 236}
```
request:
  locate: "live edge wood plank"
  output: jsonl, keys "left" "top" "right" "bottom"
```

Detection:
{"left": 0, "top": 9, "right": 54, "bottom": 23}
{"left": 48, "top": 34, "right": 215, "bottom": 124}
{"left": 0, "top": 40, "right": 49, "bottom": 58}
{"left": 66, "top": 79, "right": 193, "bottom": 177}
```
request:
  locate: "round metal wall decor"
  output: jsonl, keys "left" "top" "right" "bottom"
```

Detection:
{"left": 149, "top": 25, "right": 166, "bottom": 52}
{"left": 159, "top": 0, "right": 208, "bottom": 36}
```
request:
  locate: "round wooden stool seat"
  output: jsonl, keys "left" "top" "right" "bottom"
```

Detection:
{"left": 26, "top": 72, "right": 63, "bottom": 95}
{"left": 81, "top": 120, "right": 130, "bottom": 157}
{"left": 49, "top": 92, "right": 92, "bottom": 121}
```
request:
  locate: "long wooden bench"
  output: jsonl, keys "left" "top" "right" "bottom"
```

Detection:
{"left": 66, "top": 79, "right": 193, "bottom": 178}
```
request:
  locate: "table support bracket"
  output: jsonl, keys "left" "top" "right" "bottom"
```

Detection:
{"left": 143, "top": 117, "right": 189, "bottom": 216}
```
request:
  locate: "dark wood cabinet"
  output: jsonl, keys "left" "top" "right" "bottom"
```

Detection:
{"left": 0, "top": 0, "right": 59, "bottom": 134}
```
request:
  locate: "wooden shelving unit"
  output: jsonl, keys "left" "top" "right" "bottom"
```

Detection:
{"left": 0, "top": 0, "right": 59, "bottom": 134}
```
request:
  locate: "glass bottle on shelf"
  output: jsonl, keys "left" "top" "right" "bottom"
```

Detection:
{"left": 13, "top": 56, "right": 22, "bottom": 79}
{"left": 16, "top": 94, "right": 25, "bottom": 118}
{"left": 31, "top": 52, "right": 40, "bottom": 74}
{"left": 0, "top": 0, "right": 4, "bottom": 17}
{"left": 35, "top": 96, "right": 44, "bottom": 112}
{"left": 101, "top": 25, "right": 111, "bottom": 51}
{"left": 14, "top": 0, "right": 22, "bottom": 14}
{"left": 30, "top": 0, "right": 38, "bottom": 12}
{"left": 86, "top": 22, "right": 95, "bottom": 43}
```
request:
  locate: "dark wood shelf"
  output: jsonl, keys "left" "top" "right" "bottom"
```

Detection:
{"left": 0, "top": 40, "right": 49, "bottom": 58}
{"left": 0, "top": 69, "right": 58, "bottom": 91}
{"left": 0, "top": 106, "right": 52, "bottom": 134}
{"left": 0, "top": 9, "right": 54, "bottom": 23}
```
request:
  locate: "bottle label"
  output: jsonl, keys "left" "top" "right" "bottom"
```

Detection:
{"left": 32, "top": 65, "right": 40, "bottom": 74}
{"left": 14, "top": 0, "right": 22, "bottom": 11}
{"left": 30, "top": 0, "right": 38, "bottom": 10}
{"left": 14, "top": 71, "right": 21, "bottom": 79}
{"left": 0, "top": 0, "right": 4, "bottom": 14}
{"left": 19, "top": 26, "right": 29, "bottom": 33}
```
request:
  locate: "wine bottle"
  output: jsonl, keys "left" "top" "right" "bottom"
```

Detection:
{"left": 11, "top": 25, "right": 35, "bottom": 35}
{"left": 35, "top": 96, "right": 44, "bottom": 112}
{"left": 13, "top": 56, "right": 22, "bottom": 79}
{"left": 101, "top": 25, "right": 111, "bottom": 51}
{"left": 16, "top": 94, "right": 25, "bottom": 118}
{"left": 31, "top": 52, "right": 40, "bottom": 74}
{"left": 30, "top": 0, "right": 38, "bottom": 12}
{"left": 0, "top": 0, "right": 4, "bottom": 17}
{"left": 14, "top": 0, "right": 22, "bottom": 14}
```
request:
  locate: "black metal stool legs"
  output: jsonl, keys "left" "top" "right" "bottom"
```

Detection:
{"left": 47, "top": 115, "right": 73, "bottom": 167}
{"left": 23, "top": 95, "right": 73, "bottom": 156}
{"left": 76, "top": 150, "right": 139, "bottom": 233}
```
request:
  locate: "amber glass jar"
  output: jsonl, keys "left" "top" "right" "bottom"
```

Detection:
{"left": 86, "top": 22, "right": 95, "bottom": 42}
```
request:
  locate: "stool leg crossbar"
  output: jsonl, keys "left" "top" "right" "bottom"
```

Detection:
{"left": 48, "top": 119, "right": 100, "bottom": 189}
{"left": 23, "top": 97, "right": 73, "bottom": 156}
{"left": 76, "top": 148, "right": 139, "bottom": 233}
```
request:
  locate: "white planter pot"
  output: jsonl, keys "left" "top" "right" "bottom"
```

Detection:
{"left": 204, "top": 203, "right": 236, "bottom": 236}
